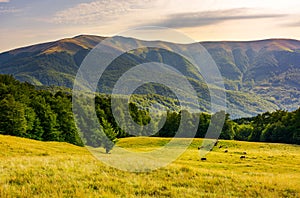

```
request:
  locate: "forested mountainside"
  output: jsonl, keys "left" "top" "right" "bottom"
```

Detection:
{"left": 0, "top": 75, "right": 299, "bottom": 151}
{"left": 0, "top": 35, "right": 300, "bottom": 117}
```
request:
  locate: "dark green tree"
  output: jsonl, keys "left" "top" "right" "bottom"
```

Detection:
{"left": 30, "top": 96, "right": 59, "bottom": 141}
{"left": 0, "top": 95, "right": 27, "bottom": 137}
{"left": 101, "top": 117, "right": 118, "bottom": 153}
{"left": 220, "top": 113, "right": 236, "bottom": 140}
{"left": 52, "top": 95, "right": 83, "bottom": 146}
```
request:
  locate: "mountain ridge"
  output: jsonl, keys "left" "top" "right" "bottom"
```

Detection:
{"left": 0, "top": 35, "right": 299, "bottom": 117}
{"left": 4, "top": 35, "right": 300, "bottom": 54}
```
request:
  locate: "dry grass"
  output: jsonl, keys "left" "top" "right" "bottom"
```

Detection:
{"left": 0, "top": 135, "right": 299, "bottom": 197}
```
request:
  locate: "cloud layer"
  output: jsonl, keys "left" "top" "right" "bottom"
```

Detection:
{"left": 146, "top": 8, "right": 287, "bottom": 28}
{"left": 52, "top": 0, "right": 156, "bottom": 24}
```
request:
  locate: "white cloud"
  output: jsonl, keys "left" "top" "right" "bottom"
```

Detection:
{"left": 52, "top": 0, "right": 158, "bottom": 25}
{"left": 0, "top": 6, "right": 21, "bottom": 14}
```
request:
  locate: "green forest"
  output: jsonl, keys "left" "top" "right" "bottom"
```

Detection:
{"left": 0, "top": 74, "right": 299, "bottom": 152}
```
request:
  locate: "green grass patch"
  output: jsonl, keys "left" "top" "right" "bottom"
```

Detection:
{"left": 0, "top": 135, "right": 299, "bottom": 197}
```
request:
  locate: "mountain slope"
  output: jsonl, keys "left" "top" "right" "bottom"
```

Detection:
{"left": 0, "top": 35, "right": 105, "bottom": 87}
{"left": 0, "top": 35, "right": 299, "bottom": 117}
{"left": 202, "top": 39, "right": 300, "bottom": 111}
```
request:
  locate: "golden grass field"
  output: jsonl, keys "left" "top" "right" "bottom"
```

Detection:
{"left": 0, "top": 135, "right": 299, "bottom": 197}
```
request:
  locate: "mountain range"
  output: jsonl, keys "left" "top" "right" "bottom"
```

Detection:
{"left": 0, "top": 35, "right": 299, "bottom": 118}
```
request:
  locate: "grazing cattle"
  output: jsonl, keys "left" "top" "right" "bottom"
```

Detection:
{"left": 224, "top": 150, "right": 228, "bottom": 153}
{"left": 214, "top": 141, "right": 219, "bottom": 146}
{"left": 198, "top": 146, "right": 204, "bottom": 150}
{"left": 219, "top": 145, "right": 223, "bottom": 149}
{"left": 198, "top": 145, "right": 215, "bottom": 151}
{"left": 201, "top": 158, "right": 207, "bottom": 161}
{"left": 243, "top": 151, "right": 247, "bottom": 155}
{"left": 240, "top": 155, "right": 246, "bottom": 159}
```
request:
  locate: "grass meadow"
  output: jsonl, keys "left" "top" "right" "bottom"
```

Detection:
{"left": 0, "top": 135, "right": 299, "bottom": 197}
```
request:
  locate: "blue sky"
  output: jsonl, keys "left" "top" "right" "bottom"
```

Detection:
{"left": 1, "top": 0, "right": 300, "bottom": 52}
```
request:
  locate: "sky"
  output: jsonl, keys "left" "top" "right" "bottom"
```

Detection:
{"left": 1, "top": 0, "right": 300, "bottom": 52}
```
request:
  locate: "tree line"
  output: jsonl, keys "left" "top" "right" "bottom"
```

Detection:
{"left": 0, "top": 75, "right": 299, "bottom": 152}
{"left": 156, "top": 109, "right": 300, "bottom": 145}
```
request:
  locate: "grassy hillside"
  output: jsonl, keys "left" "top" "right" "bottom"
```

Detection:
{"left": 1, "top": 135, "right": 299, "bottom": 197}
